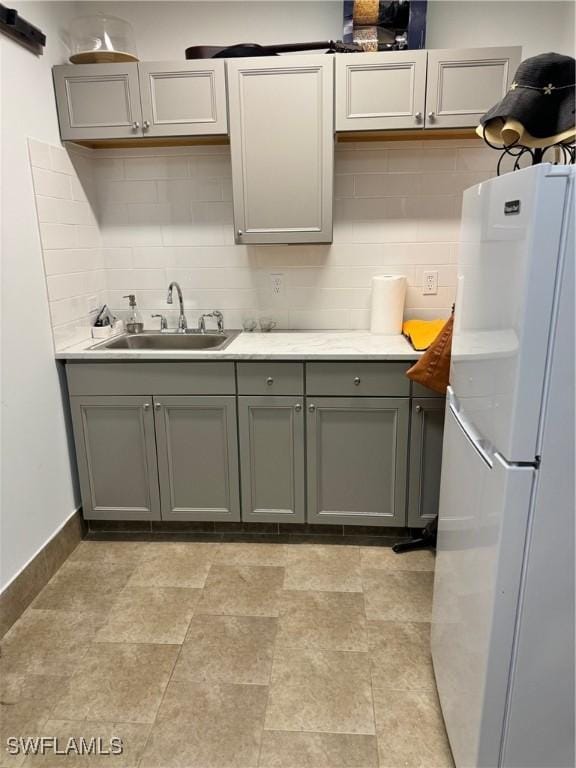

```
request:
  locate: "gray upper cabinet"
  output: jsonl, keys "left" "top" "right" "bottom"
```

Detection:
{"left": 238, "top": 396, "right": 305, "bottom": 523}
{"left": 138, "top": 60, "right": 228, "bottom": 137}
{"left": 408, "top": 397, "right": 445, "bottom": 527}
{"left": 70, "top": 395, "right": 160, "bottom": 520}
{"left": 153, "top": 396, "right": 240, "bottom": 521}
{"left": 335, "top": 50, "right": 427, "bottom": 131}
{"left": 425, "top": 46, "right": 521, "bottom": 129}
{"left": 307, "top": 397, "right": 409, "bottom": 527}
{"left": 54, "top": 61, "right": 227, "bottom": 141}
{"left": 227, "top": 55, "right": 334, "bottom": 244}
{"left": 53, "top": 63, "right": 143, "bottom": 141}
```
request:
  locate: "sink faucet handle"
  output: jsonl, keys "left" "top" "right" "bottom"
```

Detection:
{"left": 212, "top": 310, "right": 224, "bottom": 333}
{"left": 151, "top": 314, "right": 168, "bottom": 331}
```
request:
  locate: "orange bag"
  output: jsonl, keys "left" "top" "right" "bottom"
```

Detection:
{"left": 406, "top": 313, "right": 453, "bottom": 394}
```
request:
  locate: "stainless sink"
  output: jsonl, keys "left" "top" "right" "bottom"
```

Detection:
{"left": 91, "top": 330, "right": 240, "bottom": 351}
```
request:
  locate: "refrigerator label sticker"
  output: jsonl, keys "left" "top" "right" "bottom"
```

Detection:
{"left": 504, "top": 199, "right": 521, "bottom": 215}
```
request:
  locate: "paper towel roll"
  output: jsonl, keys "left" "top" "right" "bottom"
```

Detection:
{"left": 370, "top": 275, "right": 407, "bottom": 335}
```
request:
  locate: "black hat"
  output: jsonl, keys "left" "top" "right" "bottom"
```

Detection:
{"left": 477, "top": 52, "right": 575, "bottom": 148}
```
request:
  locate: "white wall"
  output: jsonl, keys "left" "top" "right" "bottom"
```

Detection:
{"left": 0, "top": 1, "right": 81, "bottom": 589}
{"left": 81, "top": 0, "right": 575, "bottom": 61}
{"left": 79, "top": 1, "right": 344, "bottom": 58}
{"left": 426, "top": 1, "right": 576, "bottom": 59}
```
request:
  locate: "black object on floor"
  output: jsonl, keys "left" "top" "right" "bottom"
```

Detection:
{"left": 392, "top": 516, "right": 438, "bottom": 553}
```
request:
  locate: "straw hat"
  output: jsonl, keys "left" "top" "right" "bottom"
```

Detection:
{"left": 477, "top": 52, "right": 575, "bottom": 148}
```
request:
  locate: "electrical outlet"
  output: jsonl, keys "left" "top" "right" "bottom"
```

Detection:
{"left": 423, "top": 271, "right": 438, "bottom": 295}
{"left": 269, "top": 272, "right": 285, "bottom": 298}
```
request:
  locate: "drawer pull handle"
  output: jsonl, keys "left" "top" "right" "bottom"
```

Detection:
{"left": 266, "top": 377, "right": 274, "bottom": 385}
{"left": 295, "top": 403, "right": 302, "bottom": 412}
{"left": 354, "top": 376, "right": 361, "bottom": 385}
{"left": 143, "top": 403, "right": 150, "bottom": 410}
{"left": 155, "top": 403, "right": 162, "bottom": 411}
{"left": 308, "top": 404, "right": 316, "bottom": 412}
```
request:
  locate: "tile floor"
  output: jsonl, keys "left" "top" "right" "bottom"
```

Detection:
{"left": 0, "top": 540, "right": 454, "bottom": 768}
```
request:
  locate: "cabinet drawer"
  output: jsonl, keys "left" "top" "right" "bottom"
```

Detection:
{"left": 306, "top": 362, "right": 410, "bottom": 396}
{"left": 66, "top": 362, "right": 235, "bottom": 396}
{"left": 237, "top": 362, "right": 304, "bottom": 395}
{"left": 411, "top": 382, "right": 447, "bottom": 398}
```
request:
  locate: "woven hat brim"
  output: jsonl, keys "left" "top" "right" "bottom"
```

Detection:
{"left": 476, "top": 118, "right": 576, "bottom": 148}
{"left": 480, "top": 86, "right": 575, "bottom": 141}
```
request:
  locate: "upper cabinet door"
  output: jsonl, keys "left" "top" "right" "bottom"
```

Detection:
{"left": 425, "top": 46, "right": 521, "bottom": 129}
{"left": 138, "top": 60, "right": 228, "bottom": 137}
{"left": 53, "top": 63, "right": 143, "bottom": 140}
{"left": 227, "top": 55, "right": 334, "bottom": 244}
{"left": 335, "top": 50, "right": 427, "bottom": 131}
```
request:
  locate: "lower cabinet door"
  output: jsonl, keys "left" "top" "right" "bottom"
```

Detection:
{"left": 154, "top": 396, "right": 240, "bottom": 521}
{"left": 408, "top": 398, "right": 446, "bottom": 527}
{"left": 307, "top": 398, "right": 409, "bottom": 527}
{"left": 70, "top": 396, "right": 160, "bottom": 520}
{"left": 238, "top": 396, "right": 305, "bottom": 523}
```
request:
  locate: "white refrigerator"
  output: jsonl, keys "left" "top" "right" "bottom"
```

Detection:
{"left": 431, "top": 163, "right": 575, "bottom": 768}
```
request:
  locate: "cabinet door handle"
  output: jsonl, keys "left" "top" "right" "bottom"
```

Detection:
{"left": 308, "top": 404, "right": 316, "bottom": 412}
{"left": 237, "top": 229, "right": 243, "bottom": 238}
{"left": 143, "top": 403, "right": 150, "bottom": 410}
{"left": 155, "top": 403, "right": 162, "bottom": 411}
{"left": 143, "top": 120, "right": 150, "bottom": 130}
{"left": 266, "top": 377, "right": 274, "bottom": 385}
{"left": 428, "top": 111, "right": 435, "bottom": 121}
{"left": 295, "top": 403, "right": 302, "bottom": 412}
{"left": 353, "top": 376, "right": 361, "bottom": 385}
{"left": 132, "top": 121, "right": 140, "bottom": 130}
{"left": 416, "top": 404, "right": 423, "bottom": 412}
{"left": 415, "top": 111, "right": 422, "bottom": 123}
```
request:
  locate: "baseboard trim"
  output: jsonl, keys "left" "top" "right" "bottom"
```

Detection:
{"left": 0, "top": 509, "right": 86, "bottom": 638}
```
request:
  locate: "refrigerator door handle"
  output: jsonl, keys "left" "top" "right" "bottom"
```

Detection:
{"left": 448, "top": 400, "right": 494, "bottom": 468}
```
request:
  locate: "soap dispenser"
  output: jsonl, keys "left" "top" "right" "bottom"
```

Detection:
{"left": 123, "top": 294, "right": 144, "bottom": 334}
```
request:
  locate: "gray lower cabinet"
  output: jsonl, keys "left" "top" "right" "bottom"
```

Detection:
{"left": 153, "top": 396, "right": 240, "bottom": 521}
{"left": 238, "top": 397, "right": 305, "bottom": 523}
{"left": 70, "top": 395, "right": 160, "bottom": 520}
{"left": 306, "top": 397, "right": 409, "bottom": 527}
{"left": 408, "top": 398, "right": 446, "bottom": 527}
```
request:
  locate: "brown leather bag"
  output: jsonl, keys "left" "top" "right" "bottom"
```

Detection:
{"left": 406, "top": 313, "right": 453, "bottom": 394}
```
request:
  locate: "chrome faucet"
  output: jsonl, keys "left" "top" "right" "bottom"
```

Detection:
{"left": 166, "top": 282, "right": 187, "bottom": 332}
{"left": 198, "top": 310, "right": 225, "bottom": 334}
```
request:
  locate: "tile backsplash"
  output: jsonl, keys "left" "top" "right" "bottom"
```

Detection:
{"left": 30, "top": 138, "right": 497, "bottom": 349}
{"left": 29, "top": 139, "right": 105, "bottom": 350}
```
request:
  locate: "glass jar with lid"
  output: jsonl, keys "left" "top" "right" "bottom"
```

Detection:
{"left": 69, "top": 14, "right": 138, "bottom": 64}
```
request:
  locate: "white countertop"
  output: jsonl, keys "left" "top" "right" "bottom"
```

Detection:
{"left": 57, "top": 331, "right": 419, "bottom": 361}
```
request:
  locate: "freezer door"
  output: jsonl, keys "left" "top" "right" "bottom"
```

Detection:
{"left": 451, "top": 164, "right": 571, "bottom": 462}
{"left": 431, "top": 403, "right": 535, "bottom": 768}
